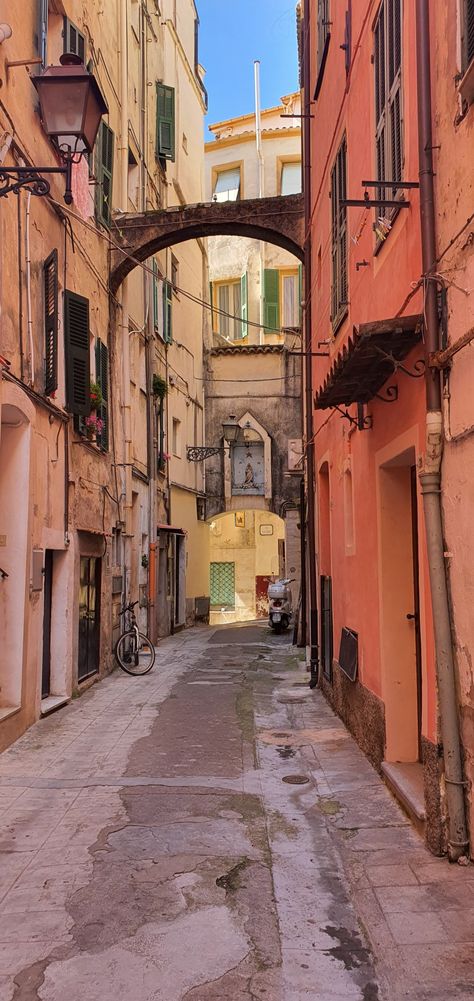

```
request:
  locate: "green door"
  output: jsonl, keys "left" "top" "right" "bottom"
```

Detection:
{"left": 210, "top": 562, "right": 235, "bottom": 609}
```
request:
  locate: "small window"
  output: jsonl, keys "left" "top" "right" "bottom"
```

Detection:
{"left": 157, "top": 396, "right": 166, "bottom": 472}
{"left": 281, "top": 271, "right": 300, "bottom": 328}
{"left": 374, "top": 0, "right": 402, "bottom": 223}
{"left": 152, "top": 259, "right": 164, "bottom": 338}
{"left": 212, "top": 167, "right": 241, "bottom": 202}
{"left": 63, "top": 17, "right": 86, "bottom": 62}
{"left": 280, "top": 161, "right": 302, "bottom": 195}
{"left": 196, "top": 497, "right": 206, "bottom": 521}
{"left": 172, "top": 418, "right": 181, "bottom": 457}
{"left": 156, "top": 84, "right": 175, "bottom": 162}
{"left": 44, "top": 250, "right": 58, "bottom": 397}
{"left": 331, "top": 136, "right": 348, "bottom": 331}
{"left": 314, "top": 0, "right": 330, "bottom": 99}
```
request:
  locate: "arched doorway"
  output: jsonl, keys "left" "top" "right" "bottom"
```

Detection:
{"left": 207, "top": 510, "right": 286, "bottom": 625}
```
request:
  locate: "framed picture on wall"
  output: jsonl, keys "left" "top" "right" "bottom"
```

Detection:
{"left": 260, "top": 524, "right": 273, "bottom": 536}
{"left": 234, "top": 512, "right": 245, "bottom": 528}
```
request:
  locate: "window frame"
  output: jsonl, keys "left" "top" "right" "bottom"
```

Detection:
{"left": 211, "top": 278, "right": 244, "bottom": 340}
{"left": 330, "top": 135, "right": 348, "bottom": 333}
{"left": 278, "top": 157, "right": 302, "bottom": 196}
{"left": 211, "top": 162, "right": 243, "bottom": 202}
{"left": 314, "top": 0, "right": 331, "bottom": 100}
{"left": 279, "top": 268, "right": 301, "bottom": 330}
{"left": 462, "top": 0, "right": 474, "bottom": 72}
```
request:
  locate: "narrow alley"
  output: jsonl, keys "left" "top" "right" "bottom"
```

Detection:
{"left": 0, "top": 626, "right": 472, "bottom": 1001}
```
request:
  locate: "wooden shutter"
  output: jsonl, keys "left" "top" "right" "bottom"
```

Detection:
{"left": 240, "top": 273, "right": 248, "bottom": 338}
{"left": 331, "top": 139, "right": 347, "bottom": 329}
{"left": 95, "top": 122, "right": 114, "bottom": 228}
{"left": 209, "top": 281, "right": 215, "bottom": 331}
{"left": 63, "top": 17, "right": 86, "bottom": 62}
{"left": 163, "top": 280, "right": 173, "bottom": 343}
{"left": 156, "top": 84, "right": 176, "bottom": 162}
{"left": 95, "top": 339, "right": 109, "bottom": 452}
{"left": 467, "top": 0, "right": 474, "bottom": 67}
{"left": 263, "top": 269, "right": 280, "bottom": 333}
{"left": 298, "top": 264, "right": 303, "bottom": 326}
{"left": 64, "top": 291, "right": 90, "bottom": 416}
{"left": 44, "top": 250, "right": 58, "bottom": 397}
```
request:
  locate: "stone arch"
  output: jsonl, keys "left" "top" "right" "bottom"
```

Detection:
{"left": 110, "top": 194, "right": 304, "bottom": 292}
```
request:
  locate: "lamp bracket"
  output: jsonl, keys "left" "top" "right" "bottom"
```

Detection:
{"left": 187, "top": 445, "right": 226, "bottom": 461}
{"left": 0, "top": 163, "right": 72, "bottom": 203}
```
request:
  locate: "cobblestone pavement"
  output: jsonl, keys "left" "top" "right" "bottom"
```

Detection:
{"left": 0, "top": 622, "right": 473, "bottom": 1000}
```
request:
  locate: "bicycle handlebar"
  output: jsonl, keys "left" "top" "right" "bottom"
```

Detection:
{"left": 120, "top": 600, "right": 139, "bottom": 616}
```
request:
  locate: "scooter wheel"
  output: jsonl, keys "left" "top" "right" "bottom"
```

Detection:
{"left": 280, "top": 617, "right": 289, "bottom": 631}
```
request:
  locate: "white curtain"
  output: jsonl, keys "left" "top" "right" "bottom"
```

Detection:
{"left": 281, "top": 162, "right": 302, "bottom": 195}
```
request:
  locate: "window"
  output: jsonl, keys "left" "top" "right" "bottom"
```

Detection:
{"left": 263, "top": 269, "right": 280, "bottom": 333}
{"left": 212, "top": 167, "right": 241, "bottom": 202}
{"left": 331, "top": 136, "right": 348, "bottom": 331}
{"left": 95, "top": 121, "right": 114, "bottom": 229}
{"left": 156, "top": 84, "right": 175, "bottom": 161}
{"left": 315, "top": 0, "right": 330, "bottom": 99}
{"left": 64, "top": 290, "right": 90, "bottom": 416}
{"left": 157, "top": 396, "right": 166, "bottom": 472}
{"left": 152, "top": 259, "right": 163, "bottom": 338}
{"left": 281, "top": 270, "right": 300, "bottom": 328}
{"left": 280, "top": 161, "right": 302, "bottom": 195}
{"left": 196, "top": 497, "right": 206, "bottom": 521}
{"left": 44, "top": 250, "right": 58, "bottom": 397}
{"left": 210, "top": 562, "right": 235, "bottom": 609}
{"left": 374, "top": 0, "right": 402, "bottom": 217}
{"left": 63, "top": 17, "right": 86, "bottom": 62}
{"left": 95, "top": 339, "right": 109, "bottom": 452}
{"left": 163, "top": 280, "right": 173, "bottom": 343}
{"left": 211, "top": 280, "right": 245, "bottom": 340}
{"left": 172, "top": 418, "right": 181, "bottom": 457}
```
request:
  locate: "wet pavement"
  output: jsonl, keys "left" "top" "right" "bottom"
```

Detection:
{"left": 0, "top": 622, "right": 473, "bottom": 999}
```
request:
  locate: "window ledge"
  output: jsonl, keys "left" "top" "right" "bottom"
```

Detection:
{"left": 458, "top": 59, "right": 474, "bottom": 107}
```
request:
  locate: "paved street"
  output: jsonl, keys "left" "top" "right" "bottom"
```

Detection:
{"left": 0, "top": 623, "right": 473, "bottom": 1000}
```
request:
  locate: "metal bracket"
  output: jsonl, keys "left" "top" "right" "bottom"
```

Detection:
{"left": 374, "top": 385, "right": 399, "bottom": 402}
{"left": 0, "top": 162, "right": 73, "bottom": 204}
{"left": 0, "top": 567, "right": 9, "bottom": 580}
{"left": 334, "top": 404, "right": 373, "bottom": 431}
{"left": 186, "top": 445, "right": 226, "bottom": 462}
{"left": 372, "top": 345, "right": 425, "bottom": 379}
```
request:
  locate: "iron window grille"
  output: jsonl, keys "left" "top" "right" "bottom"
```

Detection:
{"left": 463, "top": 0, "right": 474, "bottom": 71}
{"left": 331, "top": 135, "right": 348, "bottom": 332}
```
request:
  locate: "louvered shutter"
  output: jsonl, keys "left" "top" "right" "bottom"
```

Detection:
{"left": 298, "top": 264, "right": 303, "bottom": 326}
{"left": 63, "top": 17, "right": 86, "bottom": 62}
{"left": 64, "top": 291, "right": 90, "bottom": 416}
{"left": 331, "top": 140, "right": 348, "bottom": 328}
{"left": 95, "top": 339, "right": 109, "bottom": 452}
{"left": 156, "top": 85, "right": 176, "bottom": 161}
{"left": 338, "top": 139, "right": 348, "bottom": 307}
{"left": 467, "top": 0, "right": 474, "bottom": 66}
{"left": 95, "top": 122, "right": 114, "bottom": 228}
{"left": 263, "top": 270, "right": 280, "bottom": 333}
{"left": 240, "top": 273, "right": 248, "bottom": 338}
{"left": 44, "top": 251, "right": 58, "bottom": 397}
{"left": 163, "top": 280, "right": 173, "bottom": 343}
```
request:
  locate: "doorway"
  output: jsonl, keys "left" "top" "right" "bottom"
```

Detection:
{"left": 378, "top": 448, "right": 422, "bottom": 763}
{"left": 41, "top": 551, "right": 53, "bottom": 698}
{"left": 78, "top": 556, "right": 101, "bottom": 682}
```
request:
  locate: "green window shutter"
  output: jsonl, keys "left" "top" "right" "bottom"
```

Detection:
{"left": 64, "top": 290, "right": 90, "bottom": 416}
{"left": 163, "top": 280, "right": 173, "bottom": 343}
{"left": 95, "top": 339, "right": 109, "bottom": 452}
{"left": 263, "top": 269, "right": 280, "bottom": 333}
{"left": 44, "top": 250, "right": 58, "bottom": 396}
{"left": 240, "top": 273, "right": 248, "bottom": 338}
{"left": 95, "top": 121, "right": 114, "bottom": 229}
{"left": 63, "top": 17, "right": 86, "bottom": 62}
{"left": 152, "top": 259, "right": 160, "bottom": 332}
{"left": 156, "top": 84, "right": 175, "bottom": 161}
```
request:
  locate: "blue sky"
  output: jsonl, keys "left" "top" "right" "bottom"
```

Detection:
{"left": 197, "top": 1, "right": 299, "bottom": 132}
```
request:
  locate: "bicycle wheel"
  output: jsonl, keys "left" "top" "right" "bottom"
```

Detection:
{"left": 115, "top": 631, "right": 155, "bottom": 675}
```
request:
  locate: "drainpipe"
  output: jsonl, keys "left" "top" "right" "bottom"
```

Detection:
{"left": 254, "top": 61, "right": 266, "bottom": 346}
{"left": 303, "top": 0, "right": 319, "bottom": 685}
{"left": 120, "top": 0, "right": 132, "bottom": 567}
{"left": 415, "top": 0, "right": 468, "bottom": 860}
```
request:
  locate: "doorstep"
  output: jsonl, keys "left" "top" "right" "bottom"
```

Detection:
{"left": 40, "top": 695, "right": 70, "bottom": 718}
{"left": 0, "top": 705, "right": 21, "bottom": 723}
{"left": 382, "top": 760, "right": 426, "bottom": 833}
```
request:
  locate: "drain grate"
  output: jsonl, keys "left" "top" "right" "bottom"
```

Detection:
{"left": 282, "top": 774, "right": 310, "bottom": 785}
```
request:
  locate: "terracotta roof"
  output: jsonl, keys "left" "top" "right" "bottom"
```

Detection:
{"left": 315, "top": 315, "right": 424, "bottom": 408}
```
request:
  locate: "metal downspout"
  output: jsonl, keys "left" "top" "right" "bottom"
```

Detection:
{"left": 415, "top": 0, "right": 469, "bottom": 859}
{"left": 303, "top": 0, "right": 319, "bottom": 685}
{"left": 120, "top": 0, "right": 132, "bottom": 569}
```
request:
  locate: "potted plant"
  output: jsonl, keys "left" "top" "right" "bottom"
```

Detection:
{"left": 89, "top": 380, "right": 103, "bottom": 411}
{"left": 152, "top": 373, "right": 167, "bottom": 399}
{"left": 85, "top": 413, "right": 104, "bottom": 443}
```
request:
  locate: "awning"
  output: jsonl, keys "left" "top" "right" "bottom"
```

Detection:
{"left": 157, "top": 524, "right": 185, "bottom": 535}
{"left": 315, "top": 315, "right": 423, "bottom": 409}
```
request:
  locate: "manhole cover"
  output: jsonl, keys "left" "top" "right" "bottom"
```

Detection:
{"left": 272, "top": 732, "right": 291, "bottom": 739}
{"left": 282, "top": 774, "right": 310, "bottom": 785}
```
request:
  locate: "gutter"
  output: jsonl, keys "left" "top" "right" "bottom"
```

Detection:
{"left": 415, "top": 0, "right": 469, "bottom": 860}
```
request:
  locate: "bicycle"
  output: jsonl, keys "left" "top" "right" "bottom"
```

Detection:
{"left": 115, "top": 600, "right": 155, "bottom": 676}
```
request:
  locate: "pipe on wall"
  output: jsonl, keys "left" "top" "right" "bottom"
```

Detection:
{"left": 302, "top": 0, "right": 319, "bottom": 685}
{"left": 415, "top": 0, "right": 469, "bottom": 860}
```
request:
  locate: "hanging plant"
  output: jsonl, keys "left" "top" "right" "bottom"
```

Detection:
{"left": 89, "top": 380, "right": 103, "bottom": 411}
{"left": 85, "top": 413, "right": 104, "bottom": 441}
{"left": 152, "top": 373, "right": 168, "bottom": 399}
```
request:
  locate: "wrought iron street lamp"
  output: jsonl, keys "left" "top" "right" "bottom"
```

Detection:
{"left": 0, "top": 54, "right": 108, "bottom": 204}
{"left": 187, "top": 415, "right": 242, "bottom": 461}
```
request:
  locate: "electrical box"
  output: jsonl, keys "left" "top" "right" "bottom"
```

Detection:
{"left": 31, "top": 549, "right": 45, "bottom": 591}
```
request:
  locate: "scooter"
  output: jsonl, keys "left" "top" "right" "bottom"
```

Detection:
{"left": 267, "top": 578, "right": 295, "bottom": 633}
